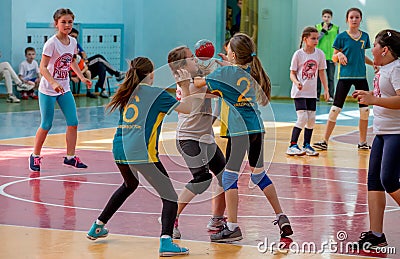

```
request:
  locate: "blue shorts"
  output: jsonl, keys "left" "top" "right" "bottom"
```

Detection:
{"left": 368, "top": 134, "right": 400, "bottom": 193}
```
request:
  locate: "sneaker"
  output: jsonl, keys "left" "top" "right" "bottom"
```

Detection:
{"left": 63, "top": 156, "right": 88, "bottom": 169}
{"left": 16, "top": 83, "right": 34, "bottom": 91}
{"left": 6, "top": 94, "right": 20, "bottom": 103}
{"left": 173, "top": 218, "right": 181, "bottom": 239}
{"left": 29, "top": 154, "right": 42, "bottom": 172}
{"left": 158, "top": 217, "right": 181, "bottom": 239}
{"left": 273, "top": 215, "right": 293, "bottom": 237}
{"left": 313, "top": 140, "right": 328, "bottom": 151}
{"left": 303, "top": 143, "right": 319, "bottom": 156}
{"left": 159, "top": 237, "right": 189, "bottom": 257}
{"left": 29, "top": 91, "right": 38, "bottom": 100}
{"left": 316, "top": 97, "right": 320, "bottom": 102}
{"left": 21, "top": 92, "right": 29, "bottom": 100}
{"left": 358, "top": 142, "right": 371, "bottom": 150}
{"left": 115, "top": 72, "right": 125, "bottom": 82}
{"left": 328, "top": 97, "right": 334, "bottom": 104}
{"left": 100, "top": 90, "right": 109, "bottom": 98}
{"left": 86, "top": 92, "right": 97, "bottom": 98}
{"left": 210, "top": 225, "right": 243, "bottom": 243}
{"left": 286, "top": 144, "right": 306, "bottom": 156}
{"left": 87, "top": 222, "right": 109, "bottom": 240}
{"left": 207, "top": 216, "right": 227, "bottom": 231}
{"left": 351, "top": 231, "right": 387, "bottom": 251}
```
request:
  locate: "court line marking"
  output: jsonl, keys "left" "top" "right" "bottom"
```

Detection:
{"left": 0, "top": 223, "right": 379, "bottom": 258}
{"left": 1, "top": 172, "right": 399, "bottom": 218}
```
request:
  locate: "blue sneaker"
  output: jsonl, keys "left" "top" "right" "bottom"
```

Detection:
{"left": 63, "top": 156, "right": 88, "bottom": 169}
{"left": 87, "top": 222, "right": 109, "bottom": 240}
{"left": 159, "top": 237, "right": 189, "bottom": 257}
{"left": 29, "top": 154, "right": 42, "bottom": 172}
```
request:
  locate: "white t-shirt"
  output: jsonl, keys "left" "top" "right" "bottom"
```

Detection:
{"left": 19, "top": 60, "right": 39, "bottom": 81}
{"left": 39, "top": 35, "right": 77, "bottom": 96}
{"left": 290, "top": 48, "right": 326, "bottom": 98}
{"left": 372, "top": 59, "right": 400, "bottom": 135}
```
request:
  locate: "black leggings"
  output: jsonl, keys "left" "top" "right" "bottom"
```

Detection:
{"left": 177, "top": 140, "right": 226, "bottom": 193}
{"left": 333, "top": 79, "right": 369, "bottom": 108}
{"left": 87, "top": 54, "right": 120, "bottom": 92}
{"left": 98, "top": 162, "right": 178, "bottom": 237}
{"left": 225, "top": 133, "right": 264, "bottom": 171}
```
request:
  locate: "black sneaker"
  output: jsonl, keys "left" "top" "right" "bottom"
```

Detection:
{"left": 115, "top": 72, "right": 125, "bottom": 82}
{"left": 273, "top": 215, "right": 293, "bottom": 237}
{"left": 63, "top": 156, "right": 88, "bottom": 169}
{"left": 86, "top": 92, "right": 97, "bottom": 98}
{"left": 29, "top": 154, "right": 42, "bottom": 172}
{"left": 210, "top": 225, "right": 243, "bottom": 243}
{"left": 351, "top": 231, "right": 388, "bottom": 251}
{"left": 358, "top": 142, "right": 371, "bottom": 150}
{"left": 313, "top": 140, "right": 328, "bottom": 151}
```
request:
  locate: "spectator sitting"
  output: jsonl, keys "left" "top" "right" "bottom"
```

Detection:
{"left": 0, "top": 51, "right": 31, "bottom": 103}
{"left": 70, "top": 54, "right": 96, "bottom": 98}
{"left": 18, "top": 47, "right": 40, "bottom": 100}
{"left": 69, "top": 28, "right": 125, "bottom": 98}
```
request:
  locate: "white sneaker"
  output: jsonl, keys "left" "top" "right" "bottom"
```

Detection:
{"left": 286, "top": 144, "right": 306, "bottom": 156}
{"left": 6, "top": 94, "right": 20, "bottom": 103}
{"left": 303, "top": 144, "right": 319, "bottom": 156}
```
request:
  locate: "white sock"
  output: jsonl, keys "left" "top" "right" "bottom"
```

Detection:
{"left": 227, "top": 222, "right": 239, "bottom": 231}
{"left": 96, "top": 219, "right": 104, "bottom": 225}
{"left": 66, "top": 155, "right": 75, "bottom": 160}
{"left": 276, "top": 213, "right": 284, "bottom": 220}
{"left": 161, "top": 235, "right": 171, "bottom": 239}
{"left": 32, "top": 153, "right": 40, "bottom": 157}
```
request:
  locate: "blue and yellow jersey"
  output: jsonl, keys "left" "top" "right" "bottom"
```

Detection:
{"left": 205, "top": 66, "right": 264, "bottom": 137}
{"left": 333, "top": 30, "right": 370, "bottom": 79}
{"left": 113, "top": 84, "right": 179, "bottom": 164}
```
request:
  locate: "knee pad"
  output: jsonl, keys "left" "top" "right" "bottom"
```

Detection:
{"left": 328, "top": 106, "right": 342, "bottom": 122}
{"left": 359, "top": 107, "right": 370, "bottom": 120}
{"left": 294, "top": 110, "right": 308, "bottom": 129}
{"left": 222, "top": 170, "right": 239, "bottom": 191}
{"left": 185, "top": 172, "right": 213, "bottom": 194}
{"left": 250, "top": 171, "right": 272, "bottom": 190}
{"left": 306, "top": 111, "right": 316, "bottom": 129}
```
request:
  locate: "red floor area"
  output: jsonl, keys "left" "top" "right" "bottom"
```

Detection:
{"left": 0, "top": 145, "right": 399, "bottom": 257}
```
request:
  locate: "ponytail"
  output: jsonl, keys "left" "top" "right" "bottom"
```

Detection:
{"left": 106, "top": 57, "right": 153, "bottom": 113}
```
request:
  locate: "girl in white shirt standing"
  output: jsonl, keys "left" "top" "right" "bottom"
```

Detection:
{"left": 352, "top": 29, "right": 400, "bottom": 251}
{"left": 29, "top": 8, "right": 92, "bottom": 172}
{"left": 287, "top": 27, "right": 329, "bottom": 156}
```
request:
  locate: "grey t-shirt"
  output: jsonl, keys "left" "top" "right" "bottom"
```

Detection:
{"left": 176, "top": 83, "right": 215, "bottom": 144}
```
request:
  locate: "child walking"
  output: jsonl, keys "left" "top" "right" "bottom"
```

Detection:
{"left": 195, "top": 33, "right": 293, "bottom": 242}
{"left": 28, "top": 8, "right": 92, "bottom": 172}
{"left": 167, "top": 46, "right": 226, "bottom": 239}
{"left": 286, "top": 27, "right": 329, "bottom": 156}
{"left": 352, "top": 29, "right": 400, "bottom": 250}
{"left": 314, "top": 7, "right": 374, "bottom": 151}
{"left": 86, "top": 57, "right": 193, "bottom": 256}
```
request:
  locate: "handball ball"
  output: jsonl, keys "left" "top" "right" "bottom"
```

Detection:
{"left": 194, "top": 39, "right": 215, "bottom": 60}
